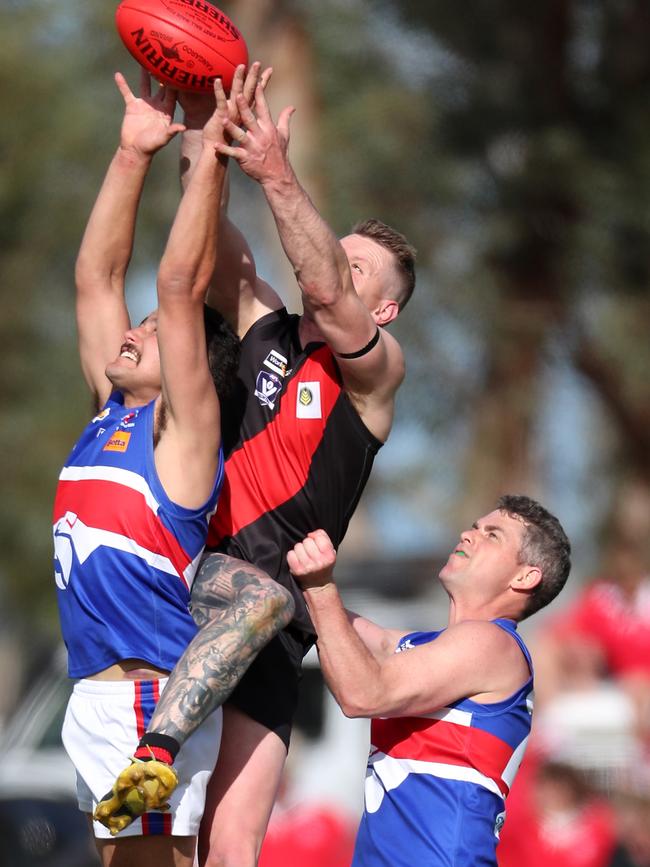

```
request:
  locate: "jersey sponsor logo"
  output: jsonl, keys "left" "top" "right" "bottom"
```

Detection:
{"left": 103, "top": 431, "right": 132, "bottom": 452}
{"left": 263, "top": 349, "right": 288, "bottom": 377}
{"left": 92, "top": 408, "right": 110, "bottom": 423}
{"left": 295, "top": 381, "right": 322, "bottom": 419}
{"left": 254, "top": 370, "right": 282, "bottom": 409}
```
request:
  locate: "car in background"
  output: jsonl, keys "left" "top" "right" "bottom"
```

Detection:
{"left": 0, "top": 647, "right": 98, "bottom": 866}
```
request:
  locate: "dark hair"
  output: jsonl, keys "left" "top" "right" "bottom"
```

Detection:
{"left": 203, "top": 306, "right": 240, "bottom": 400}
{"left": 351, "top": 218, "right": 417, "bottom": 311}
{"left": 497, "top": 494, "right": 571, "bottom": 619}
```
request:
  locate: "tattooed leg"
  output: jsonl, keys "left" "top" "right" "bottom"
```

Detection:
{"left": 93, "top": 554, "right": 294, "bottom": 835}
{"left": 147, "top": 553, "right": 294, "bottom": 745}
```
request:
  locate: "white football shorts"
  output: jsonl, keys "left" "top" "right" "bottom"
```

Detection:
{"left": 62, "top": 677, "right": 222, "bottom": 839}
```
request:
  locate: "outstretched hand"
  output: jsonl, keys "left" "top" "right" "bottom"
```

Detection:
{"left": 288, "top": 530, "right": 337, "bottom": 590}
{"left": 178, "top": 62, "right": 273, "bottom": 130}
{"left": 214, "top": 84, "right": 295, "bottom": 184}
{"left": 200, "top": 76, "right": 231, "bottom": 149}
{"left": 115, "top": 70, "right": 185, "bottom": 157}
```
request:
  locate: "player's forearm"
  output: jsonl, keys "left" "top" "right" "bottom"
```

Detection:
{"left": 180, "top": 127, "right": 204, "bottom": 192}
{"left": 75, "top": 146, "right": 152, "bottom": 293}
{"left": 303, "top": 584, "right": 385, "bottom": 718}
{"left": 260, "top": 167, "right": 350, "bottom": 308}
{"left": 181, "top": 125, "right": 230, "bottom": 204}
{"left": 158, "top": 148, "right": 225, "bottom": 300}
{"left": 182, "top": 127, "right": 242, "bottom": 312}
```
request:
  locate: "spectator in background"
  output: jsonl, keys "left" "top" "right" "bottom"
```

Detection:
{"left": 259, "top": 804, "right": 355, "bottom": 867}
{"left": 258, "top": 739, "right": 356, "bottom": 867}
{"left": 609, "top": 792, "right": 650, "bottom": 867}
{"left": 532, "top": 532, "right": 650, "bottom": 749}
{"left": 498, "top": 752, "right": 616, "bottom": 867}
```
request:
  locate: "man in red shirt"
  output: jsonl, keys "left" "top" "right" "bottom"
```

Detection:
{"left": 498, "top": 752, "right": 616, "bottom": 867}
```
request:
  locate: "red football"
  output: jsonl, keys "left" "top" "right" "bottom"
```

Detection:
{"left": 115, "top": 0, "right": 248, "bottom": 92}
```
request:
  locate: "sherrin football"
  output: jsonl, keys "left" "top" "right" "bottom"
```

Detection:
{"left": 115, "top": 0, "right": 248, "bottom": 92}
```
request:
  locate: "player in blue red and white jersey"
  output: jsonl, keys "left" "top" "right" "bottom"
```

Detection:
{"left": 54, "top": 68, "right": 294, "bottom": 867}
{"left": 289, "top": 495, "right": 572, "bottom": 866}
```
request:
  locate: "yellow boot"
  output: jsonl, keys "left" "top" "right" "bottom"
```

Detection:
{"left": 93, "top": 758, "right": 178, "bottom": 836}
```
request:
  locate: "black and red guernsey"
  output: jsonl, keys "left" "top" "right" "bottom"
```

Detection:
{"left": 209, "top": 308, "right": 382, "bottom": 636}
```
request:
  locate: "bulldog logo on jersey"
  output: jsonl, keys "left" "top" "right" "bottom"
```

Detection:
{"left": 296, "top": 381, "right": 322, "bottom": 419}
{"left": 255, "top": 370, "right": 282, "bottom": 409}
{"left": 396, "top": 638, "right": 416, "bottom": 653}
{"left": 53, "top": 512, "right": 78, "bottom": 590}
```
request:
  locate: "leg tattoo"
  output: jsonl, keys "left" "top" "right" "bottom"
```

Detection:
{"left": 147, "top": 554, "right": 294, "bottom": 745}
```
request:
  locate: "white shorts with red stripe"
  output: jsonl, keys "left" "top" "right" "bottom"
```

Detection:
{"left": 61, "top": 677, "right": 222, "bottom": 839}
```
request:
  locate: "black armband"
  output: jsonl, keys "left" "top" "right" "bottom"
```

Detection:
{"left": 335, "top": 327, "right": 381, "bottom": 360}
{"left": 135, "top": 732, "right": 180, "bottom": 764}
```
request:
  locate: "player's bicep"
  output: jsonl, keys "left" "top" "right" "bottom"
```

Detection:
{"left": 305, "top": 293, "right": 403, "bottom": 393}
{"left": 157, "top": 300, "right": 219, "bottom": 429}
{"left": 326, "top": 313, "right": 404, "bottom": 398}
{"left": 207, "top": 216, "right": 283, "bottom": 336}
{"left": 375, "top": 625, "right": 502, "bottom": 717}
{"left": 75, "top": 286, "right": 130, "bottom": 404}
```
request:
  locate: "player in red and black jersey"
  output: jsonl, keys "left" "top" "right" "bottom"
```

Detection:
{"left": 187, "top": 81, "right": 417, "bottom": 867}
{"left": 100, "top": 71, "right": 416, "bottom": 864}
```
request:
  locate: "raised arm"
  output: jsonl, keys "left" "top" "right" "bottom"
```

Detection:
{"left": 216, "top": 87, "right": 405, "bottom": 435}
{"left": 152, "top": 80, "right": 233, "bottom": 509}
{"left": 290, "top": 531, "right": 531, "bottom": 719}
{"left": 177, "top": 64, "right": 283, "bottom": 338}
{"left": 75, "top": 71, "right": 185, "bottom": 407}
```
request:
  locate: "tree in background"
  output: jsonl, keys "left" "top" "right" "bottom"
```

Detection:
{"left": 0, "top": 2, "right": 188, "bottom": 644}
{"left": 307, "top": 0, "right": 650, "bottom": 559}
{"left": 1, "top": 0, "right": 648, "bottom": 656}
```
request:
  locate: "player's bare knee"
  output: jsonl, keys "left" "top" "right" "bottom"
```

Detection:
{"left": 201, "top": 838, "right": 258, "bottom": 867}
{"left": 244, "top": 580, "right": 294, "bottom": 638}
{"left": 238, "top": 566, "right": 294, "bottom": 626}
{"left": 269, "top": 582, "right": 294, "bottom": 629}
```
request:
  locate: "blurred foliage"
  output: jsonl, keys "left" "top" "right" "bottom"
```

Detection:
{"left": 1, "top": 0, "right": 649, "bottom": 641}
{"left": 305, "top": 0, "right": 650, "bottom": 532}
{"left": 0, "top": 1, "right": 183, "bottom": 639}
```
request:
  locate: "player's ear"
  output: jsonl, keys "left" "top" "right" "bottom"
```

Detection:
{"left": 375, "top": 298, "right": 399, "bottom": 326}
{"left": 512, "top": 566, "right": 542, "bottom": 592}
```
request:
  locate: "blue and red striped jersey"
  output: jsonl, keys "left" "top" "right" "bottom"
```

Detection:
{"left": 53, "top": 393, "right": 223, "bottom": 678}
{"left": 352, "top": 619, "right": 534, "bottom": 866}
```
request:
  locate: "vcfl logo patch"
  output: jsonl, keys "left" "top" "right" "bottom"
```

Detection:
{"left": 254, "top": 371, "right": 282, "bottom": 409}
